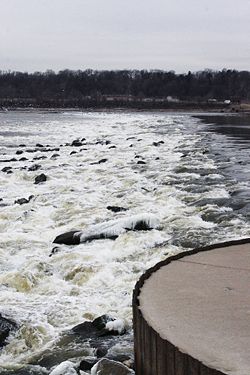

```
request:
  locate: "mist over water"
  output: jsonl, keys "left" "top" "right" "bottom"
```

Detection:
{"left": 0, "top": 111, "right": 249, "bottom": 373}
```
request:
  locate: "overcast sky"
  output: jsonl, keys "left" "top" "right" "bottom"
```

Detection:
{"left": 1, "top": 0, "right": 250, "bottom": 73}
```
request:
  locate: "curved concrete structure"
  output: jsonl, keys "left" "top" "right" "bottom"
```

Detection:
{"left": 133, "top": 238, "right": 250, "bottom": 375}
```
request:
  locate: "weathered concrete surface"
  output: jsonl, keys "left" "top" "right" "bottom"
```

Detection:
{"left": 138, "top": 242, "right": 250, "bottom": 375}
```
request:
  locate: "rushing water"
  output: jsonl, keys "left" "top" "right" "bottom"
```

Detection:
{"left": 0, "top": 111, "right": 249, "bottom": 374}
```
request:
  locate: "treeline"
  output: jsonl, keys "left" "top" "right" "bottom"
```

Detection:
{"left": 0, "top": 69, "right": 249, "bottom": 108}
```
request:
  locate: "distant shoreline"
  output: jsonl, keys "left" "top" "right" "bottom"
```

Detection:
{"left": 1, "top": 106, "right": 250, "bottom": 115}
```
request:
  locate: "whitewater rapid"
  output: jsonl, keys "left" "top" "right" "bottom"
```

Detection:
{"left": 0, "top": 111, "right": 249, "bottom": 373}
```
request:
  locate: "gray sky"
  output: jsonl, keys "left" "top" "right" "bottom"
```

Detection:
{"left": 1, "top": 0, "right": 250, "bottom": 73}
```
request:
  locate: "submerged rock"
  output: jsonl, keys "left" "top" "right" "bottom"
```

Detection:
{"left": 91, "top": 358, "right": 134, "bottom": 375}
{"left": 0, "top": 313, "right": 17, "bottom": 347}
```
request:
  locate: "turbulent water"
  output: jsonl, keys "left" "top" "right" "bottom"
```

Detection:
{"left": 0, "top": 111, "right": 249, "bottom": 374}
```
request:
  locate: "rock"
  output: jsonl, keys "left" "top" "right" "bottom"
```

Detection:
{"left": 137, "top": 161, "right": 146, "bottom": 165}
{"left": 70, "top": 151, "right": 77, "bottom": 155}
{"left": 91, "top": 358, "right": 134, "bottom": 375}
{"left": 51, "top": 154, "right": 60, "bottom": 159}
{"left": 94, "top": 347, "right": 108, "bottom": 358}
{"left": 0, "top": 313, "right": 17, "bottom": 347}
{"left": 49, "top": 361, "right": 78, "bottom": 375}
{"left": 107, "top": 206, "right": 127, "bottom": 213}
{"left": 72, "top": 315, "right": 126, "bottom": 338}
{"left": 152, "top": 141, "right": 164, "bottom": 146}
{"left": 53, "top": 231, "right": 81, "bottom": 245}
{"left": 33, "top": 156, "right": 47, "bottom": 160}
{"left": 34, "top": 173, "right": 47, "bottom": 184}
{"left": 90, "top": 159, "right": 108, "bottom": 165}
{"left": 49, "top": 246, "right": 61, "bottom": 257}
{"left": 109, "top": 145, "right": 116, "bottom": 149}
{"left": 2, "top": 167, "right": 12, "bottom": 173}
{"left": 36, "top": 143, "right": 44, "bottom": 147}
{"left": 19, "top": 157, "right": 28, "bottom": 161}
{"left": 71, "top": 140, "right": 83, "bottom": 147}
{"left": 28, "top": 164, "right": 41, "bottom": 172}
{"left": 54, "top": 214, "right": 159, "bottom": 245}
{"left": 16, "top": 150, "right": 23, "bottom": 155}
{"left": 14, "top": 195, "right": 34, "bottom": 205}
{"left": 19, "top": 144, "right": 26, "bottom": 147}
{"left": 81, "top": 137, "right": 86, "bottom": 142}
{"left": 79, "top": 358, "right": 98, "bottom": 371}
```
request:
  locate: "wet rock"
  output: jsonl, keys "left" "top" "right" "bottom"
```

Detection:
{"left": 107, "top": 206, "right": 128, "bottom": 213}
{"left": 14, "top": 195, "right": 34, "bottom": 205}
{"left": 98, "top": 158, "right": 108, "bottom": 164}
{"left": 53, "top": 231, "right": 81, "bottom": 245}
{"left": 152, "top": 141, "right": 164, "bottom": 146}
{"left": 34, "top": 173, "right": 47, "bottom": 184}
{"left": 49, "top": 361, "right": 77, "bottom": 375}
{"left": 2, "top": 166, "right": 12, "bottom": 173}
{"left": 79, "top": 358, "right": 98, "bottom": 371}
{"left": 33, "top": 156, "right": 47, "bottom": 160}
{"left": 54, "top": 214, "right": 159, "bottom": 245}
{"left": 91, "top": 358, "right": 134, "bottom": 375}
{"left": 94, "top": 347, "right": 108, "bottom": 358}
{"left": 71, "top": 140, "right": 83, "bottom": 147}
{"left": 49, "top": 246, "right": 61, "bottom": 257}
{"left": 51, "top": 154, "right": 60, "bottom": 159}
{"left": 16, "top": 150, "right": 23, "bottom": 155}
{"left": 90, "top": 159, "right": 108, "bottom": 165}
{"left": 0, "top": 313, "right": 17, "bottom": 347}
{"left": 72, "top": 315, "right": 126, "bottom": 339}
{"left": 28, "top": 164, "right": 41, "bottom": 172}
{"left": 19, "top": 157, "right": 28, "bottom": 161}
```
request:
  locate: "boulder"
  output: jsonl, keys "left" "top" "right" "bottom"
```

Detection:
{"left": 28, "top": 164, "right": 41, "bottom": 172}
{"left": 14, "top": 195, "right": 34, "bottom": 205}
{"left": 53, "top": 214, "right": 159, "bottom": 245}
{"left": 0, "top": 313, "right": 17, "bottom": 347}
{"left": 33, "top": 156, "right": 47, "bottom": 160}
{"left": 91, "top": 358, "right": 134, "bottom": 375}
{"left": 2, "top": 167, "right": 12, "bottom": 173}
{"left": 72, "top": 315, "right": 126, "bottom": 338}
{"left": 19, "top": 157, "right": 28, "bottom": 161}
{"left": 53, "top": 231, "right": 81, "bottom": 245}
{"left": 71, "top": 140, "right": 82, "bottom": 147}
{"left": 106, "top": 206, "right": 127, "bottom": 213}
{"left": 16, "top": 150, "right": 23, "bottom": 155}
{"left": 79, "top": 358, "right": 98, "bottom": 371}
{"left": 34, "top": 174, "right": 47, "bottom": 184}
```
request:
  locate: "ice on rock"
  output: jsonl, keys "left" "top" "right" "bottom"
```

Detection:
{"left": 50, "top": 360, "right": 78, "bottom": 375}
{"left": 105, "top": 318, "right": 126, "bottom": 334}
{"left": 79, "top": 213, "right": 160, "bottom": 242}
